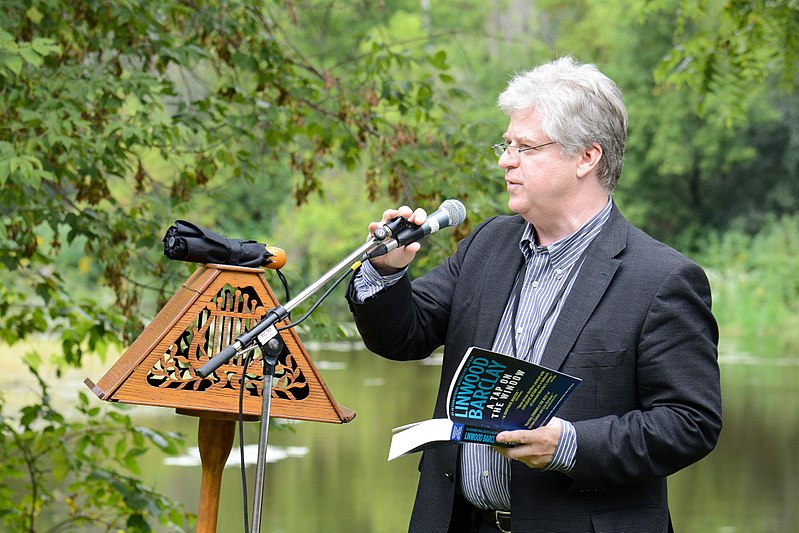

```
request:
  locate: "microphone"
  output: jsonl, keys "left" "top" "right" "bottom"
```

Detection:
{"left": 365, "top": 199, "right": 466, "bottom": 259}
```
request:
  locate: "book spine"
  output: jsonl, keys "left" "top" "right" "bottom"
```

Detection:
{"left": 451, "top": 424, "right": 512, "bottom": 446}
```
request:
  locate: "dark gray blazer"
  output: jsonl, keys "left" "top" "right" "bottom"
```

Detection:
{"left": 349, "top": 205, "right": 722, "bottom": 533}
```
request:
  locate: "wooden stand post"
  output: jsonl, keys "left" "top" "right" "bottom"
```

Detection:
{"left": 196, "top": 417, "right": 236, "bottom": 533}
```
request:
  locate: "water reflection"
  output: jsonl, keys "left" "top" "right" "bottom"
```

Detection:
{"left": 669, "top": 356, "right": 799, "bottom": 532}
{"left": 162, "top": 443, "right": 309, "bottom": 467}
{"left": 129, "top": 341, "right": 797, "bottom": 532}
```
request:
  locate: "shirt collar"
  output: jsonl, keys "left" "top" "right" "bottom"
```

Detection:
{"left": 519, "top": 198, "right": 612, "bottom": 268}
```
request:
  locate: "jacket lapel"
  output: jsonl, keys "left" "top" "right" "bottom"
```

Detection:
{"left": 539, "top": 205, "right": 628, "bottom": 371}
{"left": 472, "top": 217, "right": 526, "bottom": 348}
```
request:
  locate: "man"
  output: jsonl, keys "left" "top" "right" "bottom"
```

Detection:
{"left": 347, "top": 56, "right": 722, "bottom": 533}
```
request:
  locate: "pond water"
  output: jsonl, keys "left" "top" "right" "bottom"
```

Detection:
{"left": 125, "top": 336, "right": 798, "bottom": 533}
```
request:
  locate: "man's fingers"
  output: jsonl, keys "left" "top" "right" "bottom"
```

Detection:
{"left": 409, "top": 208, "right": 427, "bottom": 225}
{"left": 379, "top": 205, "right": 428, "bottom": 226}
{"left": 381, "top": 208, "right": 399, "bottom": 224}
{"left": 496, "top": 430, "right": 526, "bottom": 444}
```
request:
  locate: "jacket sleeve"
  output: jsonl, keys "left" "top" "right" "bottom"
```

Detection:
{"left": 346, "top": 216, "right": 504, "bottom": 362}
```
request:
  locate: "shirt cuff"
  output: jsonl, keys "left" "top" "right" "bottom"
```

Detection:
{"left": 351, "top": 261, "right": 407, "bottom": 303}
{"left": 543, "top": 418, "right": 577, "bottom": 474}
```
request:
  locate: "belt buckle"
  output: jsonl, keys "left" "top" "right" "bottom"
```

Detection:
{"left": 494, "top": 510, "right": 511, "bottom": 533}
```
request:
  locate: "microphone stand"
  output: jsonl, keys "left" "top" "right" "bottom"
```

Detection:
{"left": 196, "top": 237, "right": 380, "bottom": 533}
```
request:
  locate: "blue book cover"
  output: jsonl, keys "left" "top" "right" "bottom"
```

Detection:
{"left": 388, "top": 347, "right": 581, "bottom": 460}
{"left": 447, "top": 347, "right": 581, "bottom": 431}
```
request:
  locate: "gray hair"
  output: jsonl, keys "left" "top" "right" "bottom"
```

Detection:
{"left": 498, "top": 56, "right": 627, "bottom": 191}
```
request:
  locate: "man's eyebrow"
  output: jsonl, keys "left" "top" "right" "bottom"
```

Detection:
{"left": 502, "top": 135, "right": 534, "bottom": 144}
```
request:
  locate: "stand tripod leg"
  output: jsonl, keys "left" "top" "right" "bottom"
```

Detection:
{"left": 250, "top": 336, "right": 283, "bottom": 533}
{"left": 250, "top": 369, "right": 274, "bottom": 533}
{"left": 197, "top": 417, "right": 236, "bottom": 533}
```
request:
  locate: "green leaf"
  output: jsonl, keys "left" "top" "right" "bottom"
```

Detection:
{"left": 26, "top": 6, "right": 44, "bottom": 24}
{"left": 20, "top": 405, "right": 41, "bottom": 427}
{"left": 116, "top": 437, "right": 127, "bottom": 459}
{"left": 3, "top": 54, "right": 22, "bottom": 76}
{"left": 0, "top": 160, "right": 9, "bottom": 186}
{"left": 127, "top": 513, "right": 152, "bottom": 533}
{"left": 18, "top": 46, "right": 43, "bottom": 67}
{"left": 124, "top": 447, "right": 147, "bottom": 473}
{"left": 51, "top": 453, "right": 70, "bottom": 484}
{"left": 428, "top": 49, "right": 448, "bottom": 70}
{"left": 135, "top": 426, "right": 170, "bottom": 451}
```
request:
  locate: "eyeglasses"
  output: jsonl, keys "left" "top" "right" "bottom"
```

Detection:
{"left": 492, "top": 141, "right": 557, "bottom": 158}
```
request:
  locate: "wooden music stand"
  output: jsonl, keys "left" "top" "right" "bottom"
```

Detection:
{"left": 85, "top": 263, "right": 355, "bottom": 532}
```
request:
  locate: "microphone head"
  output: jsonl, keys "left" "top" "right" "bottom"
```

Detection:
{"left": 384, "top": 199, "right": 467, "bottom": 248}
{"left": 440, "top": 199, "right": 467, "bottom": 227}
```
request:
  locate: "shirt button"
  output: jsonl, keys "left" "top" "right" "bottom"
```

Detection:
{"left": 482, "top": 470, "right": 490, "bottom": 477}
{"left": 531, "top": 280, "right": 539, "bottom": 288}
{"left": 516, "top": 327, "right": 524, "bottom": 335}
{"left": 555, "top": 268, "right": 563, "bottom": 278}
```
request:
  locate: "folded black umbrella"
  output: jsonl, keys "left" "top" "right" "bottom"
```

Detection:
{"left": 163, "top": 220, "right": 283, "bottom": 268}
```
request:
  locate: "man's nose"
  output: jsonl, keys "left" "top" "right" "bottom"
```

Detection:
{"left": 498, "top": 149, "right": 519, "bottom": 170}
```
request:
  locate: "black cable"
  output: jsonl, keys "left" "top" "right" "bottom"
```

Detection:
{"left": 276, "top": 266, "right": 357, "bottom": 332}
{"left": 276, "top": 268, "right": 291, "bottom": 303}
{"left": 274, "top": 268, "right": 292, "bottom": 320}
{"left": 238, "top": 351, "right": 253, "bottom": 533}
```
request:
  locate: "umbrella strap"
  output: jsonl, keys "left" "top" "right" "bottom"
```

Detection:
{"left": 229, "top": 239, "right": 242, "bottom": 265}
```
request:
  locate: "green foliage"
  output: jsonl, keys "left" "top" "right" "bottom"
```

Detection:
{"left": 695, "top": 214, "right": 799, "bottom": 351}
{"left": 0, "top": 364, "right": 190, "bottom": 532}
{"left": 2, "top": 0, "right": 796, "bottom": 349}
{"left": 1, "top": 0, "right": 798, "bottom": 527}
{"left": 0, "top": 0, "right": 485, "bottom": 355}
{"left": 650, "top": 0, "right": 799, "bottom": 124}
{"left": 547, "top": 0, "right": 799, "bottom": 244}
{"left": 0, "top": 1, "right": 494, "bottom": 526}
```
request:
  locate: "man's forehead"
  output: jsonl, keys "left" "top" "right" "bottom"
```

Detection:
{"left": 503, "top": 109, "right": 543, "bottom": 141}
{"left": 503, "top": 108, "right": 541, "bottom": 140}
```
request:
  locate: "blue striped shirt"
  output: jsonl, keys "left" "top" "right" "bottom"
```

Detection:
{"left": 459, "top": 199, "right": 611, "bottom": 509}
{"left": 353, "top": 199, "right": 612, "bottom": 510}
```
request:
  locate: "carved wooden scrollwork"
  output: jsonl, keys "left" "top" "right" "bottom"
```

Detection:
{"left": 146, "top": 284, "right": 309, "bottom": 400}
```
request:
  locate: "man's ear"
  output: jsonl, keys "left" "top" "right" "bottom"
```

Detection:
{"left": 576, "top": 143, "right": 603, "bottom": 178}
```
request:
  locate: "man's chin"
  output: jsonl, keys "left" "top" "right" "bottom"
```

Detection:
{"left": 507, "top": 198, "right": 526, "bottom": 215}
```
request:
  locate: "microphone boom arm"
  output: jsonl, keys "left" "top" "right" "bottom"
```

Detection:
{"left": 198, "top": 197, "right": 465, "bottom": 378}
{"left": 196, "top": 238, "right": 379, "bottom": 378}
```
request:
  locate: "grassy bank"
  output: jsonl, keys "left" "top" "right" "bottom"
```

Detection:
{"left": 695, "top": 214, "right": 799, "bottom": 356}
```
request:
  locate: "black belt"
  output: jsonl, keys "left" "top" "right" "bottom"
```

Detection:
{"left": 479, "top": 509, "right": 511, "bottom": 532}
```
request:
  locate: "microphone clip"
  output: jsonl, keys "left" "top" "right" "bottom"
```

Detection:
{"left": 373, "top": 216, "right": 415, "bottom": 241}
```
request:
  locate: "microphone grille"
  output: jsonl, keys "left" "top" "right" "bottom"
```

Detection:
{"left": 441, "top": 199, "right": 467, "bottom": 226}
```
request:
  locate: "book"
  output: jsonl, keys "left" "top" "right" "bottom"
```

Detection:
{"left": 388, "top": 346, "right": 581, "bottom": 460}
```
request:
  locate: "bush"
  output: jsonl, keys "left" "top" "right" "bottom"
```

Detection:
{"left": 0, "top": 364, "right": 192, "bottom": 532}
{"left": 696, "top": 214, "right": 799, "bottom": 354}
